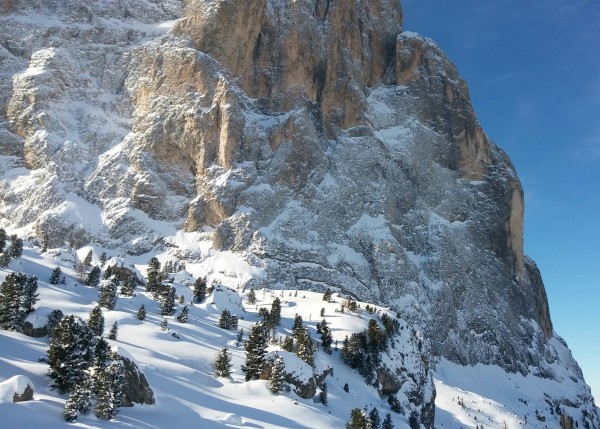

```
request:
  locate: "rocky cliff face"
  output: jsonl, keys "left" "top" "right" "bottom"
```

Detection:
{"left": 0, "top": 0, "right": 597, "bottom": 426}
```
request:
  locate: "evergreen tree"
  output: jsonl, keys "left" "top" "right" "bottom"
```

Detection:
{"left": 242, "top": 324, "right": 267, "bottom": 381}
{"left": 295, "top": 326, "right": 315, "bottom": 366}
{"left": 282, "top": 335, "right": 294, "bottom": 352}
{"left": 177, "top": 305, "right": 189, "bottom": 323}
{"left": 369, "top": 408, "right": 381, "bottom": 429}
{"left": 94, "top": 338, "right": 112, "bottom": 368}
{"left": 270, "top": 297, "right": 282, "bottom": 327}
{"left": 49, "top": 266, "right": 62, "bottom": 285}
{"left": 367, "top": 319, "right": 387, "bottom": 353}
{"left": 47, "top": 315, "right": 96, "bottom": 393}
{"left": 99, "top": 278, "right": 118, "bottom": 310}
{"left": 108, "top": 322, "right": 118, "bottom": 340}
{"left": 388, "top": 394, "right": 403, "bottom": 414}
{"left": 0, "top": 272, "right": 22, "bottom": 330}
{"left": 382, "top": 413, "right": 394, "bottom": 429}
{"left": 343, "top": 383, "right": 350, "bottom": 393}
{"left": 136, "top": 304, "right": 146, "bottom": 320}
{"left": 88, "top": 305, "right": 105, "bottom": 337}
{"left": 178, "top": 294, "right": 185, "bottom": 305}
{"left": 319, "top": 382, "right": 328, "bottom": 405}
{"left": 193, "top": 277, "right": 207, "bottom": 302}
{"left": 99, "top": 252, "right": 107, "bottom": 267}
{"left": 120, "top": 275, "right": 135, "bottom": 296}
{"left": 346, "top": 408, "right": 372, "bottom": 429}
{"left": 160, "top": 318, "right": 168, "bottom": 331}
{"left": 146, "top": 257, "right": 161, "bottom": 293}
{"left": 269, "top": 354, "right": 285, "bottom": 394}
{"left": 8, "top": 236, "right": 23, "bottom": 258}
{"left": 292, "top": 314, "right": 303, "bottom": 336}
{"left": 214, "top": 347, "right": 233, "bottom": 378}
{"left": 160, "top": 286, "right": 176, "bottom": 316}
{"left": 94, "top": 354, "right": 125, "bottom": 420}
{"left": 321, "top": 322, "right": 333, "bottom": 354}
{"left": 408, "top": 411, "right": 419, "bottom": 429}
{"left": 246, "top": 288, "right": 257, "bottom": 305}
{"left": 83, "top": 250, "right": 93, "bottom": 266}
{"left": 63, "top": 377, "right": 93, "bottom": 422}
{"left": 0, "top": 251, "right": 10, "bottom": 268}
{"left": 46, "top": 309, "right": 64, "bottom": 336}
{"left": 0, "top": 228, "right": 6, "bottom": 253}
{"left": 321, "top": 307, "right": 325, "bottom": 317}
{"left": 258, "top": 307, "right": 270, "bottom": 326}
{"left": 322, "top": 288, "right": 332, "bottom": 301}
{"left": 86, "top": 266, "right": 101, "bottom": 287}
{"left": 219, "top": 309, "right": 232, "bottom": 329}
{"left": 21, "top": 275, "right": 38, "bottom": 314}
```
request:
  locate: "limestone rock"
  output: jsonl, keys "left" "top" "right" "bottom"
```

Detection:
{"left": 120, "top": 355, "right": 155, "bottom": 407}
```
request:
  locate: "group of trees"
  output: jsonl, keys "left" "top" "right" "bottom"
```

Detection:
{"left": 218, "top": 309, "right": 239, "bottom": 330}
{"left": 47, "top": 314, "right": 125, "bottom": 422}
{"left": 0, "top": 272, "right": 38, "bottom": 331}
{"left": 346, "top": 408, "right": 395, "bottom": 429}
{"left": 0, "top": 230, "right": 24, "bottom": 268}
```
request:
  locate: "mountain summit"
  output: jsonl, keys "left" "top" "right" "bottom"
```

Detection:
{"left": 0, "top": 0, "right": 598, "bottom": 427}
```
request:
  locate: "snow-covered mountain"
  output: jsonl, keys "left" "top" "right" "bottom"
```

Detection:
{"left": 0, "top": 0, "right": 598, "bottom": 427}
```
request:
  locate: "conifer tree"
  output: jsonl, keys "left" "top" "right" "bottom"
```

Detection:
{"left": 322, "top": 288, "right": 332, "bottom": 301}
{"left": 0, "top": 228, "right": 6, "bottom": 253}
{"left": 160, "top": 286, "right": 176, "bottom": 316}
{"left": 246, "top": 288, "right": 257, "bottom": 304}
{"left": 50, "top": 266, "right": 62, "bottom": 285}
{"left": 86, "top": 266, "right": 101, "bottom": 287}
{"left": 319, "top": 382, "right": 328, "bottom": 405}
{"left": 321, "top": 321, "right": 333, "bottom": 354}
{"left": 408, "top": 411, "right": 419, "bottom": 429}
{"left": 282, "top": 335, "right": 294, "bottom": 352}
{"left": 83, "top": 250, "right": 93, "bottom": 266}
{"left": 219, "top": 309, "right": 232, "bottom": 329}
{"left": 388, "top": 394, "right": 402, "bottom": 414}
{"left": 258, "top": 307, "right": 270, "bottom": 326}
{"left": 160, "top": 318, "right": 168, "bottom": 331}
{"left": 177, "top": 305, "right": 189, "bottom": 323}
{"left": 63, "top": 377, "right": 93, "bottom": 422}
{"left": 0, "top": 251, "right": 10, "bottom": 268}
{"left": 292, "top": 314, "right": 303, "bottom": 336}
{"left": 146, "top": 257, "right": 161, "bottom": 293}
{"left": 269, "top": 354, "right": 285, "bottom": 394}
{"left": 88, "top": 305, "right": 105, "bottom": 337}
{"left": 94, "top": 354, "right": 125, "bottom": 420}
{"left": 295, "top": 326, "right": 315, "bottom": 366}
{"left": 179, "top": 294, "right": 185, "bottom": 305}
{"left": 193, "top": 277, "right": 207, "bottom": 302}
{"left": 344, "top": 383, "right": 350, "bottom": 393}
{"left": 346, "top": 408, "right": 372, "bottom": 429}
{"left": 137, "top": 304, "right": 146, "bottom": 320}
{"left": 94, "top": 338, "right": 112, "bottom": 368}
{"left": 270, "top": 297, "right": 282, "bottom": 327}
{"left": 99, "top": 252, "right": 107, "bottom": 267}
{"left": 21, "top": 275, "right": 39, "bottom": 314}
{"left": 214, "top": 347, "right": 233, "bottom": 378}
{"left": 99, "top": 278, "right": 118, "bottom": 310}
{"left": 48, "top": 315, "right": 96, "bottom": 393}
{"left": 382, "top": 413, "right": 394, "bottom": 429}
{"left": 108, "top": 322, "right": 118, "bottom": 340}
{"left": 369, "top": 408, "right": 381, "bottom": 429}
{"left": 120, "top": 275, "right": 135, "bottom": 296}
{"left": 46, "top": 309, "right": 64, "bottom": 336}
{"left": 243, "top": 324, "right": 267, "bottom": 381}
{"left": 0, "top": 272, "right": 22, "bottom": 330}
{"left": 8, "top": 236, "right": 23, "bottom": 258}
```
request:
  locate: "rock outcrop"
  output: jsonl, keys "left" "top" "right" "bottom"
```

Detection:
{"left": 120, "top": 355, "right": 155, "bottom": 406}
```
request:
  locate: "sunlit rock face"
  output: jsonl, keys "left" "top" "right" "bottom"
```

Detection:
{"left": 0, "top": 1, "right": 597, "bottom": 426}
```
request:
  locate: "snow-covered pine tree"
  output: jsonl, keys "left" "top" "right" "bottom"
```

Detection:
{"left": 88, "top": 305, "right": 105, "bottom": 337}
{"left": 269, "top": 354, "right": 285, "bottom": 394}
{"left": 319, "top": 382, "right": 328, "bottom": 405}
{"left": 382, "top": 413, "right": 394, "bottom": 429}
{"left": 46, "top": 309, "right": 64, "bottom": 336}
{"left": 270, "top": 297, "right": 281, "bottom": 326}
{"left": 322, "top": 288, "right": 332, "bottom": 301}
{"left": 63, "top": 377, "right": 93, "bottom": 422}
{"left": 94, "top": 337, "right": 112, "bottom": 368}
{"left": 48, "top": 315, "right": 96, "bottom": 392}
{"left": 99, "top": 277, "right": 118, "bottom": 310}
{"left": 0, "top": 228, "right": 6, "bottom": 253}
{"left": 137, "top": 304, "right": 146, "bottom": 320}
{"left": 243, "top": 324, "right": 267, "bottom": 381}
{"left": 8, "top": 236, "right": 23, "bottom": 258}
{"left": 108, "top": 322, "right": 118, "bottom": 340}
{"left": 83, "top": 250, "right": 93, "bottom": 266}
{"left": 282, "top": 335, "right": 294, "bottom": 352}
{"left": 214, "top": 347, "right": 233, "bottom": 378}
{"left": 246, "top": 288, "right": 257, "bottom": 304}
{"left": 86, "top": 266, "right": 101, "bottom": 287}
{"left": 193, "top": 277, "right": 207, "bottom": 302}
{"left": 49, "top": 266, "right": 62, "bottom": 285}
{"left": 94, "top": 354, "right": 125, "bottom": 420}
{"left": 369, "top": 408, "right": 381, "bottom": 429}
{"left": 321, "top": 322, "right": 333, "bottom": 354}
{"left": 292, "top": 314, "right": 303, "bottom": 336}
{"left": 21, "top": 275, "right": 39, "bottom": 314}
{"left": 388, "top": 394, "right": 403, "bottom": 414}
{"left": 0, "top": 272, "right": 22, "bottom": 330}
{"left": 160, "top": 286, "right": 176, "bottom": 316}
{"left": 146, "top": 257, "right": 161, "bottom": 293}
{"left": 99, "top": 252, "right": 107, "bottom": 267}
{"left": 219, "top": 309, "right": 232, "bottom": 329}
{"left": 295, "top": 326, "right": 315, "bottom": 367}
{"left": 346, "top": 408, "right": 372, "bottom": 429}
{"left": 0, "top": 251, "right": 10, "bottom": 268}
{"left": 408, "top": 411, "right": 420, "bottom": 429}
{"left": 120, "top": 275, "right": 135, "bottom": 296}
{"left": 177, "top": 305, "right": 189, "bottom": 323}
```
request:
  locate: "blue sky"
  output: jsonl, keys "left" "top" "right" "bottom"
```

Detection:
{"left": 402, "top": 0, "right": 600, "bottom": 403}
